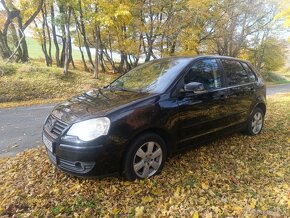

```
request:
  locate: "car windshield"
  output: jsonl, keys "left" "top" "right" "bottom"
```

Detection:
{"left": 109, "top": 58, "right": 191, "bottom": 93}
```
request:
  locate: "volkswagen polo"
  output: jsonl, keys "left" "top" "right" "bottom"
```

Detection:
{"left": 42, "top": 56, "right": 266, "bottom": 180}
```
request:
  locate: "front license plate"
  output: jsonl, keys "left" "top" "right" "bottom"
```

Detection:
{"left": 43, "top": 134, "right": 53, "bottom": 153}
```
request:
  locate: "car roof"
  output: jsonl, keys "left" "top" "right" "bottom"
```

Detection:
{"left": 157, "top": 55, "right": 249, "bottom": 63}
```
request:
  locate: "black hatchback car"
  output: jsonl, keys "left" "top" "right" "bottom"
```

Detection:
{"left": 42, "top": 56, "right": 266, "bottom": 180}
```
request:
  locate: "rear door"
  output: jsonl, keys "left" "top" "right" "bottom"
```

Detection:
{"left": 176, "top": 58, "right": 231, "bottom": 146}
{"left": 220, "top": 59, "right": 256, "bottom": 124}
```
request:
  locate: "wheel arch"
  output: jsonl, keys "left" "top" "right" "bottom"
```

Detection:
{"left": 255, "top": 102, "right": 266, "bottom": 115}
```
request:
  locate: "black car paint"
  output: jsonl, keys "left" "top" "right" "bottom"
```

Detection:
{"left": 43, "top": 56, "right": 266, "bottom": 177}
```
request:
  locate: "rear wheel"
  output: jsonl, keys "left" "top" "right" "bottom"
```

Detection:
{"left": 122, "top": 133, "right": 167, "bottom": 180}
{"left": 244, "top": 108, "right": 264, "bottom": 136}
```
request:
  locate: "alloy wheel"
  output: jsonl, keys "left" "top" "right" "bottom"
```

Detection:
{"left": 251, "top": 111, "right": 263, "bottom": 134}
{"left": 133, "top": 141, "right": 163, "bottom": 178}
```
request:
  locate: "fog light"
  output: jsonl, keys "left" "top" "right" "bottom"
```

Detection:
{"left": 75, "top": 162, "right": 83, "bottom": 169}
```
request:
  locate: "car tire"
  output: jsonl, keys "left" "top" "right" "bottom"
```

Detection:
{"left": 122, "top": 133, "right": 167, "bottom": 181}
{"left": 244, "top": 107, "right": 265, "bottom": 136}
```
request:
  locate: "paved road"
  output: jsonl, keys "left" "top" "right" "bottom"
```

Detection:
{"left": 0, "top": 83, "right": 290, "bottom": 157}
{"left": 0, "top": 104, "right": 55, "bottom": 157}
{"left": 266, "top": 83, "right": 290, "bottom": 95}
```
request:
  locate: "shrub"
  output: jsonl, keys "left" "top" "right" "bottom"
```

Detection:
{"left": 263, "top": 71, "right": 288, "bottom": 82}
{"left": 0, "top": 63, "right": 18, "bottom": 76}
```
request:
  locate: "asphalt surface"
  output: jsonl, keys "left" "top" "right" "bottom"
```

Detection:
{"left": 0, "top": 104, "right": 55, "bottom": 157}
{"left": 266, "top": 83, "right": 290, "bottom": 95}
{"left": 0, "top": 83, "right": 290, "bottom": 157}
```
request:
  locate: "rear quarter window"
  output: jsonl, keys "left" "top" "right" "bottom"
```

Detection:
{"left": 221, "top": 59, "right": 249, "bottom": 86}
{"left": 241, "top": 62, "right": 257, "bottom": 83}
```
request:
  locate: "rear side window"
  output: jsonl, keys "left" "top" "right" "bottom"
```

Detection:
{"left": 241, "top": 62, "right": 257, "bottom": 82}
{"left": 221, "top": 59, "right": 249, "bottom": 86}
{"left": 184, "top": 59, "right": 222, "bottom": 90}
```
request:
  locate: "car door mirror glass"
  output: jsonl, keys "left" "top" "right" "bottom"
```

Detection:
{"left": 182, "top": 82, "right": 207, "bottom": 94}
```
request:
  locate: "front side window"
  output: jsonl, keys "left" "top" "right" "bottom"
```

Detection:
{"left": 184, "top": 59, "right": 222, "bottom": 90}
{"left": 221, "top": 59, "right": 249, "bottom": 86}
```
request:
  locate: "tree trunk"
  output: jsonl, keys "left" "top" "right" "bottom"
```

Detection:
{"left": 10, "top": 23, "right": 22, "bottom": 61}
{"left": 103, "top": 34, "right": 117, "bottom": 73}
{"left": 0, "top": 31, "right": 11, "bottom": 58}
{"left": 51, "top": 5, "right": 60, "bottom": 67}
{"left": 16, "top": 15, "right": 29, "bottom": 62}
{"left": 78, "top": 0, "right": 94, "bottom": 68}
{"left": 58, "top": 4, "right": 66, "bottom": 67}
{"left": 144, "top": 34, "right": 155, "bottom": 62}
{"left": 2, "top": 19, "right": 12, "bottom": 55}
{"left": 41, "top": 9, "right": 51, "bottom": 66}
{"left": 60, "top": 26, "right": 66, "bottom": 66}
{"left": 99, "top": 47, "right": 106, "bottom": 73}
{"left": 108, "top": 33, "right": 117, "bottom": 73}
{"left": 68, "top": 34, "right": 75, "bottom": 69}
{"left": 63, "top": 8, "right": 72, "bottom": 75}
{"left": 43, "top": 4, "right": 52, "bottom": 65}
{"left": 73, "top": 11, "right": 89, "bottom": 71}
{"left": 76, "top": 23, "right": 89, "bottom": 71}
{"left": 94, "top": 26, "right": 100, "bottom": 79}
{"left": 97, "top": 27, "right": 105, "bottom": 72}
{"left": 118, "top": 52, "right": 127, "bottom": 74}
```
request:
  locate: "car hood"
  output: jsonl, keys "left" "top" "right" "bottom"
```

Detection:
{"left": 51, "top": 88, "right": 153, "bottom": 124}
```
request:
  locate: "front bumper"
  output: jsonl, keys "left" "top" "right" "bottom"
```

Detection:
{"left": 43, "top": 131, "right": 124, "bottom": 177}
{"left": 47, "top": 149, "right": 95, "bottom": 174}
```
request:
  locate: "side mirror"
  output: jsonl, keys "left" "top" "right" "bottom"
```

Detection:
{"left": 181, "top": 82, "right": 207, "bottom": 94}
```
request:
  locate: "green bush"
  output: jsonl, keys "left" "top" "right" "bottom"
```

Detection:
{"left": 263, "top": 71, "right": 289, "bottom": 83}
{"left": 0, "top": 63, "right": 18, "bottom": 76}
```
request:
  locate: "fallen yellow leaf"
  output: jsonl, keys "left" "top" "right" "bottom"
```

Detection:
{"left": 135, "top": 206, "right": 144, "bottom": 218}
{"left": 141, "top": 196, "right": 153, "bottom": 204}
{"left": 202, "top": 182, "right": 209, "bottom": 190}
{"left": 250, "top": 199, "right": 257, "bottom": 209}
{"left": 192, "top": 211, "right": 199, "bottom": 218}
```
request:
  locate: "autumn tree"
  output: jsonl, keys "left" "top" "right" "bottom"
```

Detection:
{"left": 0, "top": 0, "right": 44, "bottom": 62}
{"left": 276, "top": 0, "right": 290, "bottom": 41}
{"left": 204, "top": 0, "right": 278, "bottom": 57}
{"left": 1, "top": 0, "right": 285, "bottom": 76}
{"left": 248, "top": 37, "right": 286, "bottom": 74}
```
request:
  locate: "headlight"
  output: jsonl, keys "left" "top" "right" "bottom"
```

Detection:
{"left": 66, "top": 117, "right": 110, "bottom": 141}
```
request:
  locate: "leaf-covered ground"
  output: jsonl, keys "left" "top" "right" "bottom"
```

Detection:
{"left": 0, "top": 94, "right": 289, "bottom": 217}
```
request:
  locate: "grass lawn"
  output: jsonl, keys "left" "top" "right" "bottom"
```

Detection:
{"left": 0, "top": 94, "right": 289, "bottom": 217}
{"left": 0, "top": 61, "right": 117, "bottom": 108}
{"left": 26, "top": 37, "right": 87, "bottom": 61}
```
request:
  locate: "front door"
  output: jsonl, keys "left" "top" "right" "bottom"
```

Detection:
{"left": 176, "top": 58, "right": 230, "bottom": 147}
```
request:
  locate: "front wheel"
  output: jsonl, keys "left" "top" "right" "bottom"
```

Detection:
{"left": 244, "top": 108, "right": 265, "bottom": 136}
{"left": 122, "top": 133, "right": 167, "bottom": 180}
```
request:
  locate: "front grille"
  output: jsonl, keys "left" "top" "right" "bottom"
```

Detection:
{"left": 45, "top": 115, "right": 69, "bottom": 138}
